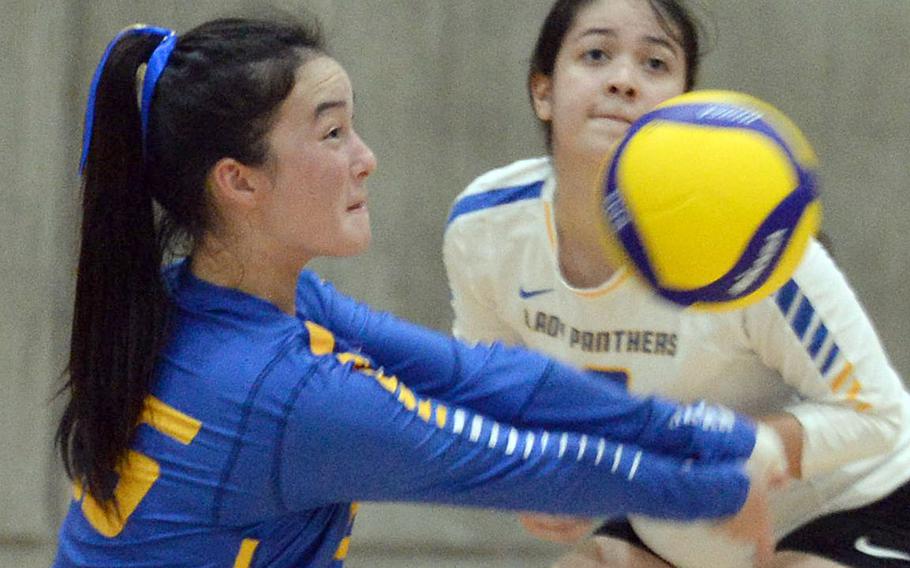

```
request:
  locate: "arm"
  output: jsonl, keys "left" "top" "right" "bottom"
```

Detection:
{"left": 299, "top": 308, "right": 757, "bottom": 464}
{"left": 276, "top": 348, "right": 751, "bottom": 521}
{"left": 745, "top": 240, "right": 906, "bottom": 479}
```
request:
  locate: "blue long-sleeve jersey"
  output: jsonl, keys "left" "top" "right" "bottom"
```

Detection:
{"left": 54, "top": 261, "right": 755, "bottom": 567}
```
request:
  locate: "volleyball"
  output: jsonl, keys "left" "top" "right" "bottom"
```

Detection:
{"left": 628, "top": 424, "right": 788, "bottom": 568}
{"left": 600, "top": 90, "right": 821, "bottom": 311}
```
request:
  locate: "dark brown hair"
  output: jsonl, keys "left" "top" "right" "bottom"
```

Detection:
{"left": 58, "top": 17, "right": 325, "bottom": 503}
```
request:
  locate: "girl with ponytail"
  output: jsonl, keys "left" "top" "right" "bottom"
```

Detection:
{"left": 55, "top": 15, "right": 780, "bottom": 568}
{"left": 62, "top": 24, "right": 178, "bottom": 508}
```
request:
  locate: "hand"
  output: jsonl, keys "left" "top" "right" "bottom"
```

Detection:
{"left": 715, "top": 469, "right": 774, "bottom": 566}
{"left": 518, "top": 513, "right": 595, "bottom": 544}
{"left": 717, "top": 423, "right": 789, "bottom": 565}
{"left": 759, "top": 413, "right": 805, "bottom": 480}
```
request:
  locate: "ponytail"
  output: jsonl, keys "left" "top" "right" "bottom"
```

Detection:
{"left": 57, "top": 27, "right": 176, "bottom": 502}
{"left": 58, "top": 17, "right": 327, "bottom": 503}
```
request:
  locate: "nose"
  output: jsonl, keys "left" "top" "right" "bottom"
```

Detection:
{"left": 353, "top": 132, "right": 377, "bottom": 180}
{"left": 606, "top": 60, "right": 638, "bottom": 99}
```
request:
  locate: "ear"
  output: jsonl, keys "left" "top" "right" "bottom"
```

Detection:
{"left": 207, "top": 157, "right": 269, "bottom": 211}
{"left": 530, "top": 72, "right": 553, "bottom": 122}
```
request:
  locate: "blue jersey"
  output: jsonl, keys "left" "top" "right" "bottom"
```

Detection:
{"left": 54, "top": 260, "right": 755, "bottom": 567}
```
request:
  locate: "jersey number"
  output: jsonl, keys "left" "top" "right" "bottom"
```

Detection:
{"left": 586, "top": 365, "right": 631, "bottom": 389}
{"left": 74, "top": 396, "right": 201, "bottom": 537}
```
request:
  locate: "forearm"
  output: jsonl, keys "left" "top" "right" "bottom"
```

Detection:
{"left": 782, "top": 401, "right": 902, "bottom": 478}
{"left": 281, "top": 359, "right": 751, "bottom": 521}
{"left": 517, "top": 362, "right": 757, "bottom": 462}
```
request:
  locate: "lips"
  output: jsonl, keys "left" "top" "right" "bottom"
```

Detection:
{"left": 593, "top": 113, "right": 633, "bottom": 124}
{"left": 346, "top": 200, "right": 367, "bottom": 212}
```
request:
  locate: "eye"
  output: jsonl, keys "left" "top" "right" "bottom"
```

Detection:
{"left": 583, "top": 48, "right": 610, "bottom": 63}
{"left": 325, "top": 126, "right": 343, "bottom": 140}
{"left": 646, "top": 57, "right": 668, "bottom": 71}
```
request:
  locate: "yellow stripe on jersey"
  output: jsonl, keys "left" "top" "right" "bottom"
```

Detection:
{"left": 398, "top": 385, "right": 417, "bottom": 411}
{"left": 305, "top": 321, "right": 336, "bottom": 355}
{"left": 81, "top": 450, "right": 160, "bottom": 537}
{"left": 435, "top": 404, "right": 448, "bottom": 428}
{"left": 78, "top": 398, "right": 204, "bottom": 537}
{"left": 375, "top": 372, "right": 399, "bottom": 393}
{"left": 846, "top": 378, "right": 863, "bottom": 401}
{"left": 543, "top": 202, "right": 557, "bottom": 247}
{"left": 418, "top": 399, "right": 433, "bottom": 422}
{"left": 828, "top": 359, "right": 872, "bottom": 412}
{"left": 830, "top": 363, "right": 854, "bottom": 393}
{"left": 333, "top": 536, "right": 351, "bottom": 560}
{"left": 542, "top": 201, "right": 631, "bottom": 298}
{"left": 301, "top": 319, "right": 453, "bottom": 448}
{"left": 139, "top": 396, "right": 201, "bottom": 445}
{"left": 574, "top": 272, "right": 632, "bottom": 298}
{"left": 337, "top": 352, "right": 371, "bottom": 369}
{"left": 232, "top": 539, "right": 260, "bottom": 568}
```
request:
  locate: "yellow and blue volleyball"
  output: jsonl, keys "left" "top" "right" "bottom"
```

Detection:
{"left": 601, "top": 90, "right": 821, "bottom": 311}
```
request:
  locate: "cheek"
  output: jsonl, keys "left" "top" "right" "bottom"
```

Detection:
{"left": 654, "top": 76, "right": 687, "bottom": 103}
{"left": 550, "top": 83, "right": 590, "bottom": 124}
{"left": 555, "top": 66, "right": 594, "bottom": 98}
{"left": 551, "top": 76, "right": 596, "bottom": 123}
{"left": 285, "top": 156, "right": 342, "bottom": 203}
{"left": 305, "top": 166, "right": 349, "bottom": 222}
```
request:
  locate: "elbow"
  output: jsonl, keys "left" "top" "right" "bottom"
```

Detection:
{"left": 860, "top": 398, "right": 904, "bottom": 457}
{"left": 879, "top": 403, "right": 905, "bottom": 454}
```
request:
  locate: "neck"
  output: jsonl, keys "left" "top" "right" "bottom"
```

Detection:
{"left": 551, "top": 153, "right": 619, "bottom": 289}
{"left": 191, "top": 235, "right": 303, "bottom": 315}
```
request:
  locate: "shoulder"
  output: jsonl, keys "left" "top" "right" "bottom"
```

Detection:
{"left": 446, "top": 157, "right": 551, "bottom": 228}
{"left": 295, "top": 269, "right": 336, "bottom": 320}
{"left": 793, "top": 238, "right": 843, "bottom": 284}
{"left": 777, "top": 238, "right": 853, "bottom": 310}
{"left": 745, "top": 238, "right": 862, "bottom": 335}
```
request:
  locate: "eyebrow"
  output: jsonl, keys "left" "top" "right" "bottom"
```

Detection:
{"left": 314, "top": 99, "right": 348, "bottom": 118}
{"left": 578, "top": 28, "right": 681, "bottom": 56}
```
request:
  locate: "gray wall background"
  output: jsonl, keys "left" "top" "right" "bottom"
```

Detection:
{"left": 2, "top": 0, "right": 908, "bottom": 564}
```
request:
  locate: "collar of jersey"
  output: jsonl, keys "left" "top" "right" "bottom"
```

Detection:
{"left": 541, "top": 173, "right": 632, "bottom": 299}
{"left": 165, "top": 258, "right": 301, "bottom": 325}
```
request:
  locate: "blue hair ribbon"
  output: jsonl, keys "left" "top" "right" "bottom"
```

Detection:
{"left": 80, "top": 24, "right": 177, "bottom": 172}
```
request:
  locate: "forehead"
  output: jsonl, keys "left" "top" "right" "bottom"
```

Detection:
{"left": 281, "top": 56, "right": 352, "bottom": 116}
{"left": 568, "top": 0, "right": 679, "bottom": 44}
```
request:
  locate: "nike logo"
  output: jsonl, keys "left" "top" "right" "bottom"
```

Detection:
{"left": 519, "top": 287, "right": 554, "bottom": 299}
{"left": 854, "top": 536, "right": 910, "bottom": 561}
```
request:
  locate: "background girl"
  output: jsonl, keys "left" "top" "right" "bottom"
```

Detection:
{"left": 444, "top": 0, "right": 910, "bottom": 566}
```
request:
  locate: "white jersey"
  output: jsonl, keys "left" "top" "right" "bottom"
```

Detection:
{"left": 444, "top": 157, "right": 910, "bottom": 537}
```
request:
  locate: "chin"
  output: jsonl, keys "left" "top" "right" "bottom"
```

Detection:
{"left": 337, "top": 233, "right": 372, "bottom": 257}
{"left": 570, "top": 133, "right": 622, "bottom": 162}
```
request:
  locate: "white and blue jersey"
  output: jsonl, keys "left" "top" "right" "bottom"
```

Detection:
{"left": 54, "top": 259, "right": 758, "bottom": 567}
{"left": 444, "top": 157, "right": 910, "bottom": 538}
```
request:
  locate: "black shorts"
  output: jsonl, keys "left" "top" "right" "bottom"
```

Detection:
{"left": 594, "top": 479, "right": 910, "bottom": 566}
